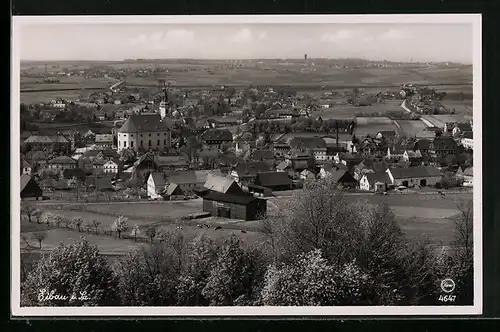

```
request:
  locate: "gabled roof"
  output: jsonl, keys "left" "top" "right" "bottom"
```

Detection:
{"left": 95, "top": 134, "right": 113, "bottom": 142}
{"left": 289, "top": 137, "right": 326, "bottom": 150}
{"left": 255, "top": 172, "right": 292, "bottom": 187}
{"left": 167, "top": 170, "right": 222, "bottom": 185}
{"left": 414, "top": 139, "right": 432, "bottom": 151}
{"left": 234, "top": 161, "right": 274, "bottom": 176}
{"left": 462, "top": 131, "right": 473, "bottom": 139}
{"left": 463, "top": 166, "right": 473, "bottom": 176}
{"left": 20, "top": 174, "right": 33, "bottom": 192}
{"left": 388, "top": 166, "right": 442, "bottom": 179}
{"left": 47, "top": 156, "right": 77, "bottom": 164}
{"left": 252, "top": 149, "right": 275, "bottom": 161}
{"left": 22, "top": 159, "right": 31, "bottom": 168}
{"left": 201, "top": 129, "right": 233, "bottom": 141}
{"left": 276, "top": 160, "right": 291, "bottom": 171}
{"left": 455, "top": 123, "right": 472, "bottom": 132}
{"left": 154, "top": 155, "right": 189, "bottom": 167}
{"left": 118, "top": 114, "right": 169, "bottom": 133}
{"left": 329, "top": 169, "right": 357, "bottom": 184}
{"left": 365, "top": 171, "right": 391, "bottom": 186}
{"left": 203, "top": 191, "right": 258, "bottom": 205}
{"left": 24, "top": 135, "right": 53, "bottom": 144}
{"left": 165, "top": 183, "right": 184, "bottom": 196}
{"left": 432, "top": 137, "right": 457, "bottom": 151}
{"left": 49, "top": 135, "right": 69, "bottom": 143}
{"left": 149, "top": 172, "right": 166, "bottom": 188}
{"left": 203, "top": 174, "right": 239, "bottom": 194}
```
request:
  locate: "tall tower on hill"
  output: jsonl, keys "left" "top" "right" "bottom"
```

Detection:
{"left": 304, "top": 53, "right": 308, "bottom": 60}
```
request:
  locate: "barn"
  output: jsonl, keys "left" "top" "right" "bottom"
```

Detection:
{"left": 386, "top": 166, "right": 442, "bottom": 188}
{"left": 202, "top": 192, "right": 267, "bottom": 221}
{"left": 20, "top": 175, "right": 43, "bottom": 200}
{"left": 254, "top": 172, "right": 293, "bottom": 191}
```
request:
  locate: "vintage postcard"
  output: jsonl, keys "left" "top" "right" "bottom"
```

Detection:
{"left": 11, "top": 14, "right": 482, "bottom": 316}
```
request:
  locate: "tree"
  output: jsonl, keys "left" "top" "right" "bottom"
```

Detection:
{"left": 131, "top": 224, "right": 140, "bottom": 242}
{"left": 259, "top": 249, "right": 371, "bottom": 306}
{"left": 202, "top": 235, "right": 266, "bottom": 306}
{"left": 21, "top": 239, "right": 118, "bottom": 306}
{"left": 112, "top": 215, "right": 129, "bottom": 238}
{"left": 113, "top": 232, "right": 188, "bottom": 306}
{"left": 146, "top": 225, "right": 157, "bottom": 243}
{"left": 72, "top": 217, "right": 83, "bottom": 232}
{"left": 92, "top": 219, "right": 101, "bottom": 234}
{"left": 21, "top": 205, "right": 38, "bottom": 223}
{"left": 84, "top": 220, "right": 93, "bottom": 233}
{"left": 31, "top": 231, "right": 47, "bottom": 249}
{"left": 67, "top": 176, "right": 82, "bottom": 201}
{"left": 177, "top": 235, "right": 218, "bottom": 306}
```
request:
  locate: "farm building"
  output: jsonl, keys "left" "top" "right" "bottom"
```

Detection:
{"left": 386, "top": 166, "right": 442, "bottom": 188}
{"left": 203, "top": 174, "right": 245, "bottom": 196}
{"left": 327, "top": 169, "right": 358, "bottom": 188}
{"left": 166, "top": 170, "right": 223, "bottom": 192}
{"left": 202, "top": 192, "right": 267, "bottom": 221}
{"left": 254, "top": 171, "right": 293, "bottom": 191}
{"left": 20, "top": 175, "right": 43, "bottom": 200}
{"left": 359, "top": 172, "right": 391, "bottom": 192}
{"left": 164, "top": 183, "right": 185, "bottom": 201}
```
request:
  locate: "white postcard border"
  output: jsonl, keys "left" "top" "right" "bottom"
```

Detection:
{"left": 11, "top": 14, "right": 482, "bottom": 317}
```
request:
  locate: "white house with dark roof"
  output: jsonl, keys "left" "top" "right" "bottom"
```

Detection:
{"left": 117, "top": 114, "right": 171, "bottom": 152}
{"left": 386, "top": 166, "right": 442, "bottom": 188}
{"left": 47, "top": 156, "right": 77, "bottom": 171}
{"left": 461, "top": 131, "right": 473, "bottom": 150}
{"left": 147, "top": 172, "right": 166, "bottom": 200}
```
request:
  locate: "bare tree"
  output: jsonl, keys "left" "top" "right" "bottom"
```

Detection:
{"left": 454, "top": 199, "right": 474, "bottom": 261}
{"left": 92, "top": 219, "right": 102, "bottom": 234}
{"left": 146, "top": 225, "right": 157, "bottom": 243}
{"left": 72, "top": 217, "right": 84, "bottom": 232}
{"left": 131, "top": 224, "right": 140, "bottom": 242}
{"left": 32, "top": 231, "right": 48, "bottom": 249}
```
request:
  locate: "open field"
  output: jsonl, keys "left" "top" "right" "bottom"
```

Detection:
{"left": 441, "top": 101, "right": 474, "bottom": 116}
{"left": 356, "top": 116, "right": 394, "bottom": 125}
{"left": 20, "top": 89, "right": 104, "bottom": 104}
{"left": 396, "top": 120, "right": 429, "bottom": 136}
{"left": 275, "top": 132, "right": 353, "bottom": 143}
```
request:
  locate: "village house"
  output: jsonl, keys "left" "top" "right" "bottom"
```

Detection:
{"left": 299, "top": 169, "right": 317, "bottom": 181}
{"left": 103, "top": 159, "right": 122, "bottom": 175}
{"left": 166, "top": 170, "right": 223, "bottom": 193}
{"left": 333, "top": 153, "right": 363, "bottom": 171}
{"left": 286, "top": 152, "right": 315, "bottom": 173}
{"left": 313, "top": 146, "right": 347, "bottom": 164}
{"left": 200, "top": 129, "right": 233, "bottom": 150}
{"left": 47, "top": 156, "right": 77, "bottom": 172}
{"left": 431, "top": 137, "right": 458, "bottom": 156}
{"left": 95, "top": 134, "right": 114, "bottom": 149}
{"left": 147, "top": 172, "right": 166, "bottom": 200}
{"left": 385, "top": 166, "right": 442, "bottom": 188}
{"left": 461, "top": 131, "right": 473, "bottom": 150}
{"left": 254, "top": 171, "right": 293, "bottom": 191}
{"left": 230, "top": 161, "right": 275, "bottom": 184}
{"left": 272, "top": 142, "right": 291, "bottom": 157}
{"left": 359, "top": 171, "right": 391, "bottom": 192}
{"left": 289, "top": 137, "right": 326, "bottom": 153}
{"left": 95, "top": 111, "right": 106, "bottom": 121}
{"left": 386, "top": 144, "right": 407, "bottom": 160}
{"left": 117, "top": 114, "right": 171, "bottom": 152}
{"left": 85, "top": 175, "right": 114, "bottom": 191}
{"left": 319, "top": 162, "right": 348, "bottom": 179}
{"left": 402, "top": 149, "right": 423, "bottom": 164}
{"left": 326, "top": 169, "right": 358, "bottom": 189}
{"left": 251, "top": 149, "right": 275, "bottom": 163}
{"left": 24, "top": 134, "right": 71, "bottom": 154}
{"left": 21, "top": 159, "right": 32, "bottom": 176}
{"left": 462, "top": 166, "right": 473, "bottom": 187}
{"left": 376, "top": 131, "right": 397, "bottom": 141}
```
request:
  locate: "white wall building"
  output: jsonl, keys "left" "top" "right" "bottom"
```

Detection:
{"left": 117, "top": 114, "right": 171, "bottom": 152}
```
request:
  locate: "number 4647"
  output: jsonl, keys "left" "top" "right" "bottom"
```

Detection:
{"left": 439, "top": 295, "right": 456, "bottom": 302}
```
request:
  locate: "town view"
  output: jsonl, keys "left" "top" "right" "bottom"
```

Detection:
{"left": 18, "top": 22, "right": 475, "bottom": 308}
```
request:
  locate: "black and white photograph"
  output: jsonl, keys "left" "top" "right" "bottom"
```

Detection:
{"left": 11, "top": 15, "right": 482, "bottom": 316}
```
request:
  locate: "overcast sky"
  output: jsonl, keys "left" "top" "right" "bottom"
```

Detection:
{"left": 19, "top": 23, "right": 473, "bottom": 63}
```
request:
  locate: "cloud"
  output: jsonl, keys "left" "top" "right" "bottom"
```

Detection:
{"left": 377, "top": 28, "right": 409, "bottom": 41}
{"left": 320, "top": 30, "right": 357, "bottom": 42}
